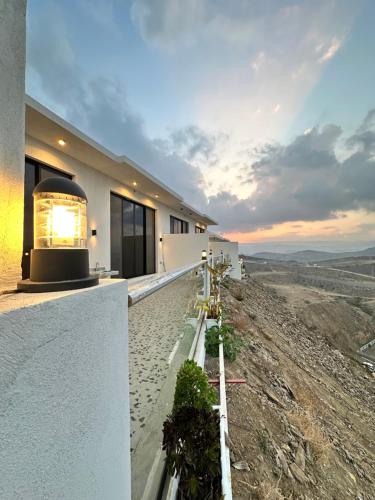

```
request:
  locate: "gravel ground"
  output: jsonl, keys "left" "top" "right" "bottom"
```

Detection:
{"left": 128, "top": 272, "right": 199, "bottom": 450}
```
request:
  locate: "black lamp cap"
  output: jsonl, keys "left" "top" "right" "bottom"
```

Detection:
{"left": 33, "top": 177, "right": 87, "bottom": 201}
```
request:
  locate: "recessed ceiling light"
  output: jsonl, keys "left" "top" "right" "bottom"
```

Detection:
{"left": 155, "top": 194, "right": 159, "bottom": 198}
{"left": 58, "top": 139, "right": 66, "bottom": 146}
{"left": 132, "top": 181, "right": 137, "bottom": 187}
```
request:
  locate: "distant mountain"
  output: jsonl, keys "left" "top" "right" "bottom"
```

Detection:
{"left": 251, "top": 246, "right": 375, "bottom": 263}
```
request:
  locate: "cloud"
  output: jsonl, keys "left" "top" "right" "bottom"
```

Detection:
{"left": 136, "top": 0, "right": 356, "bottom": 151}
{"left": 26, "top": 1, "right": 208, "bottom": 210}
{"left": 167, "top": 125, "right": 224, "bottom": 163}
{"left": 346, "top": 109, "right": 375, "bottom": 154}
{"left": 130, "top": 0, "right": 272, "bottom": 50}
{"left": 318, "top": 36, "right": 343, "bottom": 62}
{"left": 207, "top": 113, "right": 375, "bottom": 232}
{"left": 27, "top": 1, "right": 375, "bottom": 239}
{"left": 251, "top": 51, "right": 265, "bottom": 73}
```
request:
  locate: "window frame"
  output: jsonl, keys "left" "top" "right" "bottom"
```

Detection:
{"left": 110, "top": 191, "right": 156, "bottom": 278}
{"left": 170, "top": 215, "right": 189, "bottom": 234}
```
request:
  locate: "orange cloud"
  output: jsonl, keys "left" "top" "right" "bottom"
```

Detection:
{"left": 223, "top": 210, "right": 375, "bottom": 243}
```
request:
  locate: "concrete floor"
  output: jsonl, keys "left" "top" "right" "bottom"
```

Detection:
{"left": 128, "top": 271, "right": 200, "bottom": 499}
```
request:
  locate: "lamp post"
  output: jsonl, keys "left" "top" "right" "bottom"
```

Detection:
{"left": 18, "top": 177, "right": 98, "bottom": 292}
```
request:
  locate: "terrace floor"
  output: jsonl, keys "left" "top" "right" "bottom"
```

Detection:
{"left": 127, "top": 271, "right": 200, "bottom": 499}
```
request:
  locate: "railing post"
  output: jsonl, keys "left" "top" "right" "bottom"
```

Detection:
{"left": 203, "top": 261, "right": 210, "bottom": 299}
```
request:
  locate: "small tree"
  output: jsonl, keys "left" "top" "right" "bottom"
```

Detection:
{"left": 173, "top": 360, "right": 217, "bottom": 411}
{"left": 163, "top": 360, "right": 221, "bottom": 499}
{"left": 163, "top": 407, "right": 221, "bottom": 499}
{"left": 205, "top": 324, "right": 242, "bottom": 361}
{"left": 207, "top": 261, "right": 230, "bottom": 319}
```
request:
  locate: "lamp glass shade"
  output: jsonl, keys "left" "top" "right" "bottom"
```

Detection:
{"left": 34, "top": 192, "right": 87, "bottom": 249}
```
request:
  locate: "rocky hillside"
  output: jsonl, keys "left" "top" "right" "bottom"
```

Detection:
{"left": 216, "top": 276, "right": 375, "bottom": 499}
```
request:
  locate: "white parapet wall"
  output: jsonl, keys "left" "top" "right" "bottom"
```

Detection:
{"left": 209, "top": 241, "right": 241, "bottom": 280}
{"left": 162, "top": 233, "right": 209, "bottom": 271}
{"left": 0, "top": 0, "right": 26, "bottom": 292}
{"left": 0, "top": 280, "right": 131, "bottom": 500}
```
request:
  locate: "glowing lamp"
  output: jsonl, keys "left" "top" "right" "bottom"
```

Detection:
{"left": 18, "top": 177, "right": 98, "bottom": 292}
{"left": 201, "top": 249, "right": 207, "bottom": 260}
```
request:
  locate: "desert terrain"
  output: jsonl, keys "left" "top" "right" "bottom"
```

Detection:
{"left": 209, "top": 259, "right": 375, "bottom": 499}
{"left": 244, "top": 258, "right": 375, "bottom": 356}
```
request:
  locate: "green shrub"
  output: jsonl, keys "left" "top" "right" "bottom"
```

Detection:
{"left": 163, "top": 406, "right": 221, "bottom": 499}
{"left": 205, "top": 324, "right": 242, "bottom": 362}
{"left": 173, "top": 360, "right": 217, "bottom": 411}
{"left": 163, "top": 360, "right": 221, "bottom": 498}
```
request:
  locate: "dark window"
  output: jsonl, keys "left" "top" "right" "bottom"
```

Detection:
{"left": 170, "top": 215, "right": 189, "bottom": 234}
{"left": 195, "top": 225, "right": 205, "bottom": 233}
{"left": 145, "top": 207, "right": 155, "bottom": 274}
{"left": 110, "top": 193, "right": 155, "bottom": 279}
{"left": 134, "top": 204, "right": 144, "bottom": 277}
{"left": 22, "top": 158, "right": 72, "bottom": 279}
{"left": 110, "top": 195, "right": 123, "bottom": 277}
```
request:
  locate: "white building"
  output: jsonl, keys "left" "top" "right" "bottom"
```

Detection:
{"left": 0, "top": 4, "right": 240, "bottom": 499}
{"left": 23, "top": 96, "right": 240, "bottom": 281}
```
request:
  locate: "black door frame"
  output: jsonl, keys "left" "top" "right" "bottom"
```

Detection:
{"left": 110, "top": 191, "right": 156, "bottom": 279}
{"left": 22, "top": 157, "right": 72, "bottom": 279}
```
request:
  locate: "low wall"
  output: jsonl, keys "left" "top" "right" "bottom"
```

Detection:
{"left": 209, "top": 241, "right": 241, "bottom": 280}
{"left": 0, "top": 280, "right": 131, "bottom": 500}
{"left": 162, "top": 233, "right": 209, "bottom": 271}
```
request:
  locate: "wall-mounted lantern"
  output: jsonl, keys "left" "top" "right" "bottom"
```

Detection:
{"left": 201, "top": 249, "right": 207, "bottom": 260}
{"left": 18, "top": 177, "right": 98, "bottom": 292}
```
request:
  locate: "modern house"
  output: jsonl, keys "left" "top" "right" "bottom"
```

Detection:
{"left": 0, "top": 5, "right": 240, "bottom": 498}
{"left": 24, "top": 96, "right": 240, "bottom": 281}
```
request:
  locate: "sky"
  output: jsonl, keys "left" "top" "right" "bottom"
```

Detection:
{"left": 26, "top": 0, "right": 375, "bottom": 251}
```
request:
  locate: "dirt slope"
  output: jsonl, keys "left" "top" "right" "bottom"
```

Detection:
{"left": 217, "top": 276, "right": 375, "bottom": 499}
{"left": 300, "top": 300, "right": 374, "bottom": 351}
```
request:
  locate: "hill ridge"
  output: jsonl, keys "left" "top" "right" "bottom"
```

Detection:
{"left": 251, "top": 246, "right": 375, "bottom": 263}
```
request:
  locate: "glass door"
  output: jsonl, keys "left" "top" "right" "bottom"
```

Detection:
{"left": 110, "top": 193, "right": 155, "bottom": 279}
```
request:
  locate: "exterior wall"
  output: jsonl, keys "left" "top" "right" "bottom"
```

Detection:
{"left": 0, "top": 1, "right": 26, "bottom": 292}
{"left": 162, "top": 233, "right": 209, "bottom": 271}
{"left": 0, "top": 280, "right": 131, "bottom": 500}
{"left": 26, "top": 136, "right": 204, "bottom": 274}
{"left": 209, "top": 241, "right": 241, "bottom": 279}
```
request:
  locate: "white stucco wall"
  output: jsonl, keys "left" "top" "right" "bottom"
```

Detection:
{"left": 26, "top": 136, "right": 205, "bottom": 274}
{"left": 0, "top": 0, "right": 26, "bottom": 292}
{"left": 0, "top": 280, "right": 131, "bottom": 500}
{"left": 209, "top": 241, "right": 241, "bottom": 279}
{"left": 162, "top": 233, "right": 209, "bottom": 271}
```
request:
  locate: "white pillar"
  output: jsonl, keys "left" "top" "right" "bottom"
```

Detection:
{"left": 0, "top": 0, "right": 26, "bottom": 292}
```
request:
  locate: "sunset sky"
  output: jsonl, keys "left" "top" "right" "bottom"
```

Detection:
{"left": 26, "top": 0, "right": 375, "bottom": 250}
